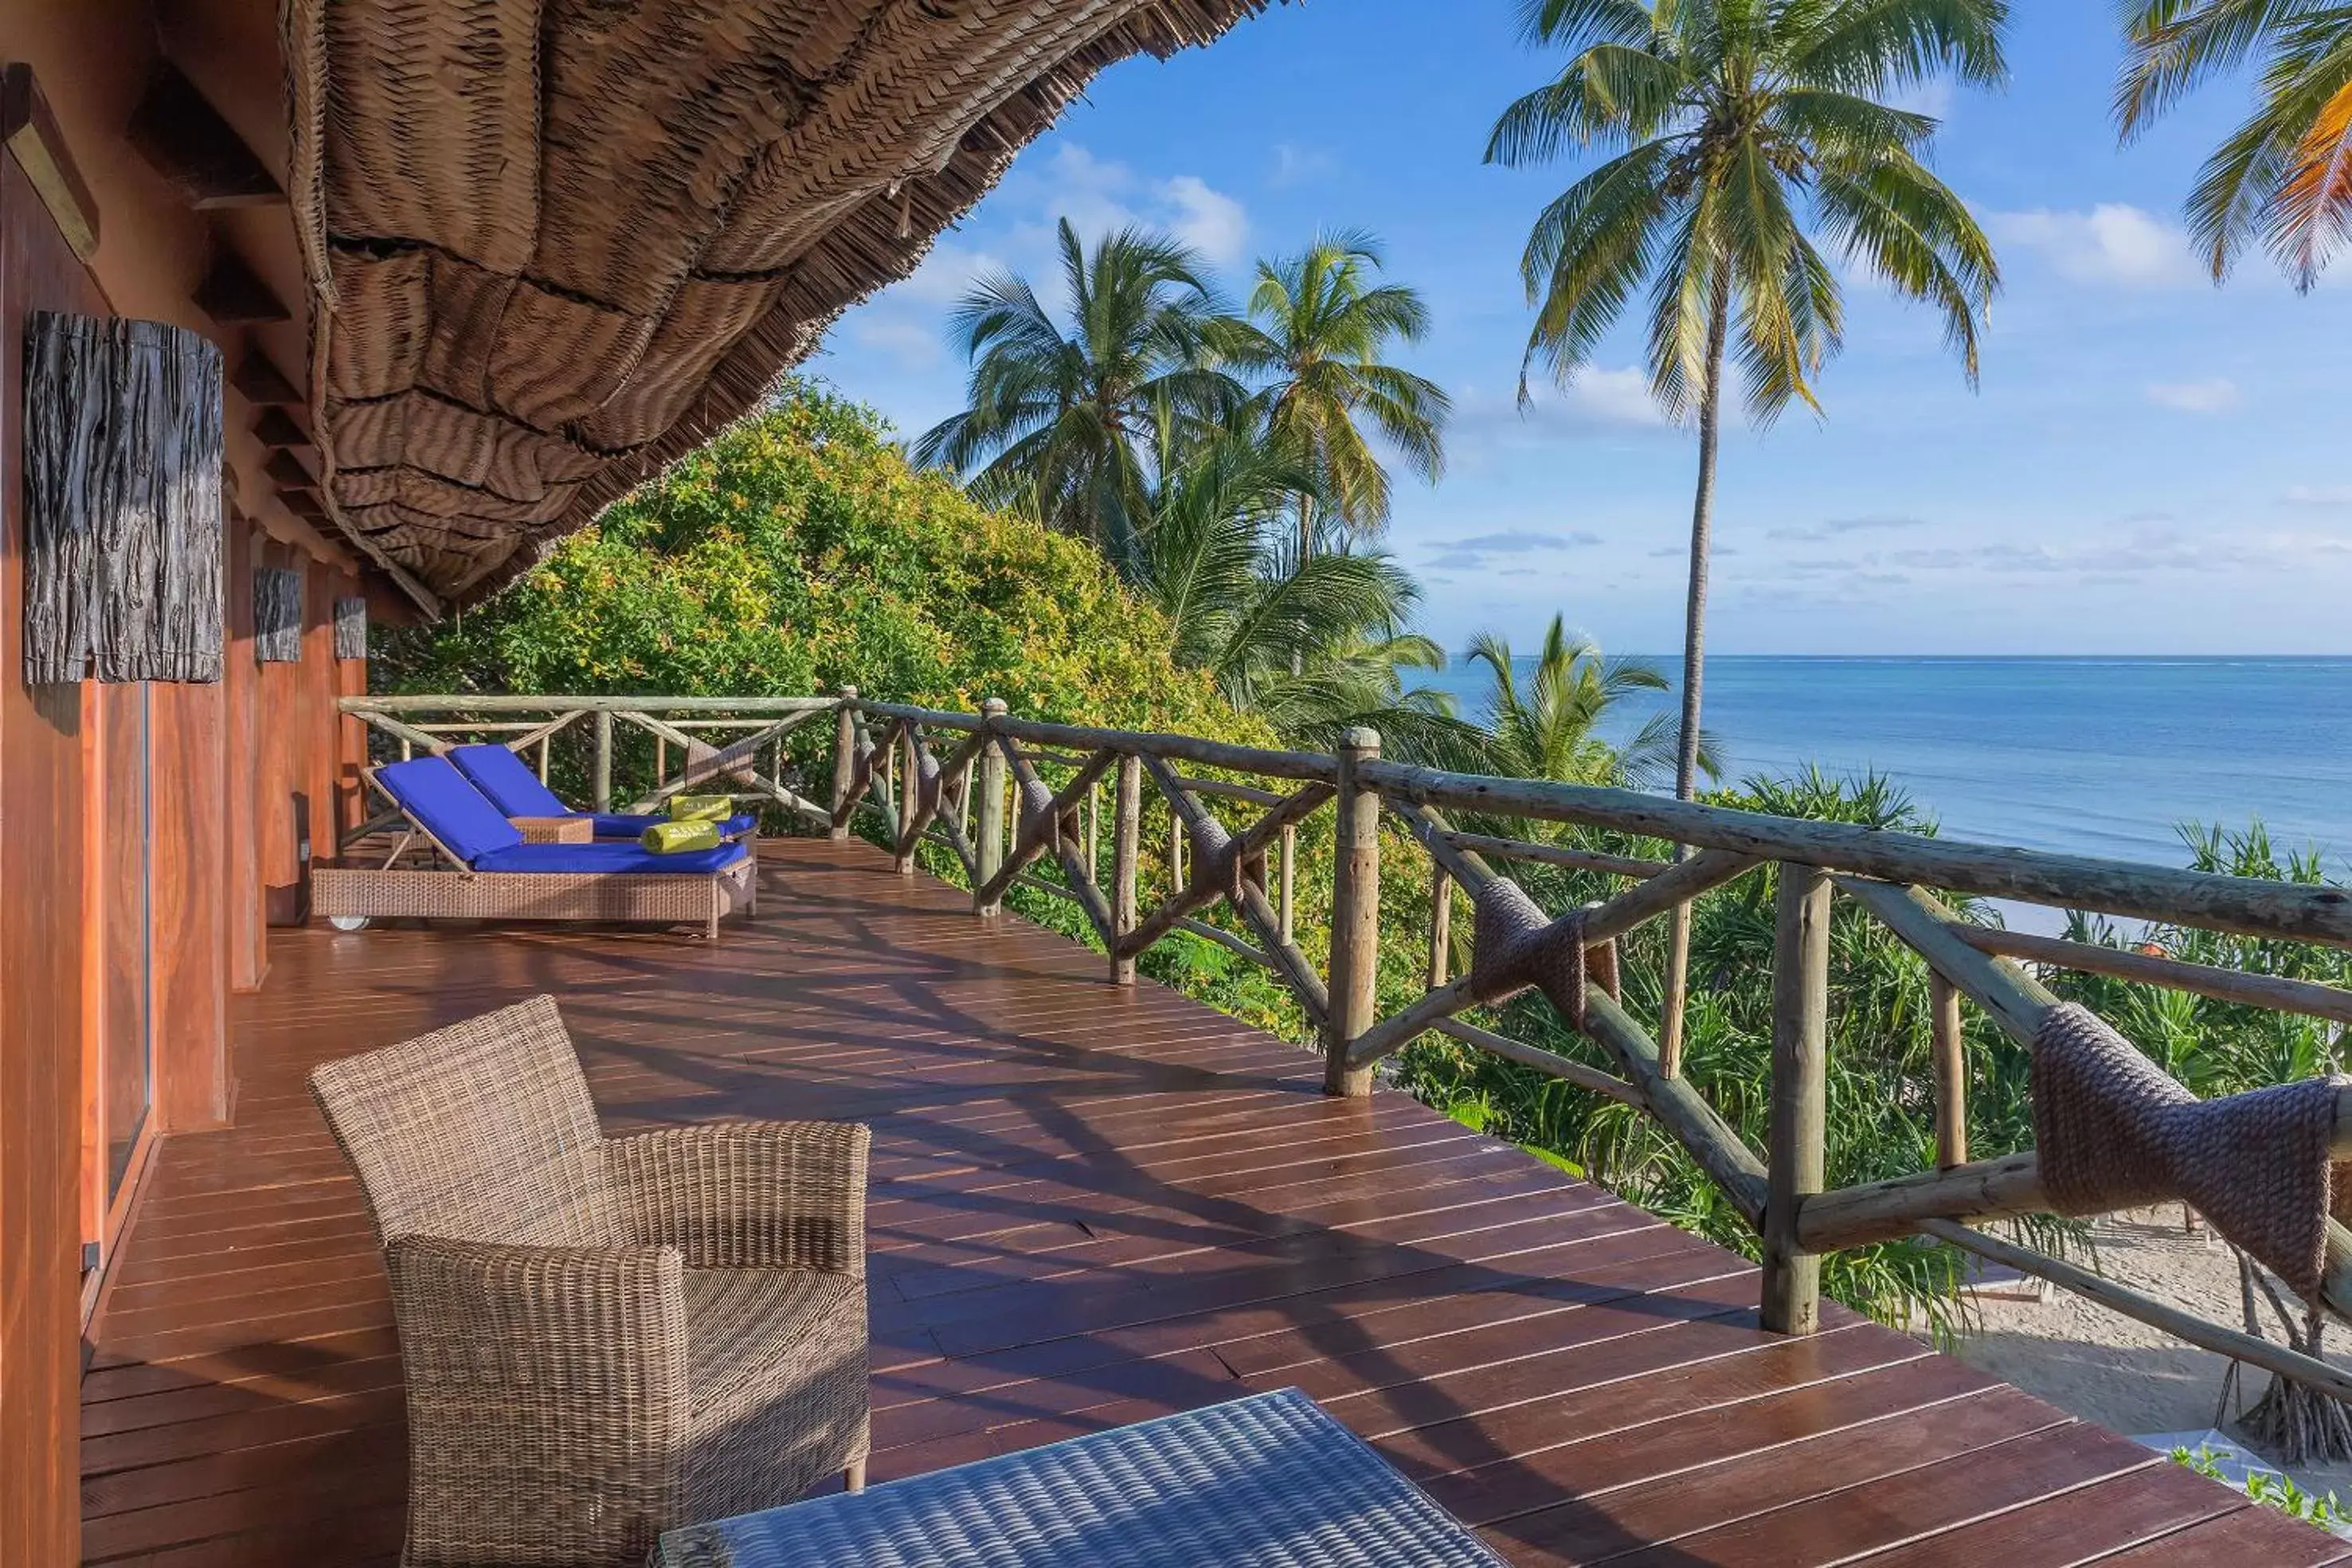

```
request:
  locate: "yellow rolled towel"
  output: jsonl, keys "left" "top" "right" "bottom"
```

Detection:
{"left": 641, "top": 819, "right": 722, "bottom": 854}
{"left": 667, "top": 794, "right": 733, "bottom": 823}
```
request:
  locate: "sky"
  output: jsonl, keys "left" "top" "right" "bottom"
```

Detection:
{"left": 810, "top": 2, "right": 2352, "bottom": 657}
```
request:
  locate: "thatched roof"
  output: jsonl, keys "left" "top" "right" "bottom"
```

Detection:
{"left": 282, "top": 0, "right": 1274, "bottom": 612}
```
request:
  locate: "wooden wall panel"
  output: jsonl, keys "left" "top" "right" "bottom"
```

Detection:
{"left": 151, "top": 674, "right": 229, "bottom": 1130}
{"left": 256, "top": 542, "right": 303, "bottom": 927}
{"left": 1, "top": 147, "right": 99, "bottom": 1568}
{"left": 222, "top": 521, "right": 263, "bottom": 989}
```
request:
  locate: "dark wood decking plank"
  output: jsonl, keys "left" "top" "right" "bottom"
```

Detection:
{"left": 2089, "top": 1504, "right": 2351, "bottom": 1564}
{"left": 1849, "top": 1460, "right": 2248, "bottom": 1566}
{"left": 76, "top": 838, "right": 2284, "bottom": 1566}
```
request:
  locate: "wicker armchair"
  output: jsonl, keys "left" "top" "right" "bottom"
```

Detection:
{"left": 310, "top": 995, "right": 871, "bottom": 1567}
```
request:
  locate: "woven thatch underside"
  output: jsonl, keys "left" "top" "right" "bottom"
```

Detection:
{"left": 286, "top": 0, "right": 1274, "bottom": 609}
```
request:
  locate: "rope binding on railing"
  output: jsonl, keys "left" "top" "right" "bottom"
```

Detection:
{"left": 1016, "top": 776, "right": 1059, "bottom": 856}
{"left": 2033, "top": 1001, "right": 2352, "bottom": 1304}
{"left": 1187, "top": 812, "right": 1265, "bottom": 904}
{"left": 1469, "top": 878, "right": 1594, "bottom": 1033}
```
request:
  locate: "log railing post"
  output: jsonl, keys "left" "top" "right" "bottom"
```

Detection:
{"left": 1112, "top": 753, "right": 1141, "bottom": 985}
{"left": 1427, "top": 864, "right": 1451, "bottom": 987}
{"left": 974, "top": 698, "right": 1008, "bottom": 916}
{"left": 1931, "top": 974, "right": 1968, "bottom": 1168}
{"left": 1661, "top": 898, "right": 1691, "bottom": 1079}
{"left": 593, "top": 708, "right": 613, "bottom": 813}
{"left": 894, "top": 723, "right": 919, "bottom": 874}
{"left": 1763, "top": 862, "right": 1831, "bottom": 1335}
{"left": 829, "top": 686, "right": 857, "bottom": 840}
{"left": 1279, "top": 823, "right": 1296, "bottom": 944}
{"left": 1325, "top": 727, "right": 1382, "bottom": 1097}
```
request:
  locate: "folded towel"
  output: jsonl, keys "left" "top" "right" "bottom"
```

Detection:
{"left": 642, "top": 819, "right": 723, "bottom": 854}
{"left": 668, "top": 794, "right": 734, "bottom": 823}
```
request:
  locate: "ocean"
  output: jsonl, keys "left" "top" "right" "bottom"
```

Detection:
{"left": 1417, "top": 656, "right": 2352, "bottom": 874}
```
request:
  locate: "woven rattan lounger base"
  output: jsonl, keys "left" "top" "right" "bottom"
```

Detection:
{"left": 313, "top": 858, "right": 755, "bottom": 939}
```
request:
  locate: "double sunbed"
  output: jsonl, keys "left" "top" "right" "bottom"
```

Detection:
{"left": 312, "top": 745, "right": 758, "bottom": 939}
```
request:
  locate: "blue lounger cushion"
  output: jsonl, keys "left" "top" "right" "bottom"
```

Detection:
{"left": 377, "top": 757, "right": 525, "bottom": 866}
{"left": 449, "top": 744, "right": 756, "bottom": 838}
{"left": 448, "top": 742, "right": 575, "bottom": 817}
{"left": 472, "top": 841, "right": 751, "bottom": 876}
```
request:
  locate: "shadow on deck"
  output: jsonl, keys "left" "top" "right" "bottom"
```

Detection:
{"left": 76, "top": 839, "right": 2334, "bottom": 1566}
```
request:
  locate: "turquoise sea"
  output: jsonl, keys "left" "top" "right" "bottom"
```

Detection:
{"left": 1419, "top": 656, "right": 2352, "bottom": 874}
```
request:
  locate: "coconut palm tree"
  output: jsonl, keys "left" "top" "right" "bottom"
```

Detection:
{"left": 2117, "top": 2, "right": 2352, "bottom": 290}
{"left": 1215, "top": 232, "right": 1453, "bottom": 560}
{"left": 914, "top": 219, "right": 1246, "bottom": 565}
{"left": 1125, "top": 428, "right": 1480, "bottom": 762}
{"left": 1469, "top": 615, "right": 1714, "bottom": 789}
{"left": 1486, "top": 0, "right": 2005, "bottom": 1057}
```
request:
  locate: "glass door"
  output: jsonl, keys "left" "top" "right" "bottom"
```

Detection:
{"left": 100, "top": 682, "right": 153, "bottom": 1205}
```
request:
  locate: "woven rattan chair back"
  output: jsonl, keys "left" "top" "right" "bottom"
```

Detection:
{"left": 310, "top": 994, "right": 626, "bottom": 1249}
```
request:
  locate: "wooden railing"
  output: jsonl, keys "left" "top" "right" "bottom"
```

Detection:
{"left": 341, "top": 689, "right": 2352, "bottom": 1402}
{"left": 342, "top": 694, "right": 841, "bottom": 843}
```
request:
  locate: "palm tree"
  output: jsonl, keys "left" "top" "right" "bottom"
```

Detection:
{"left": 1469, "top": 616, "right": 1714, "bottom": 789}
{"left": 914, "top": 219, "right": 1245, "bottom": 565}
{"left": 1125, "top": 429, "right": 1480, "bottom": 762}
{"left": 1216, "top": 232, "right": 1453, "bottom": 560}
{"left": 1486, "top": 0, "right": 2005, "bottom": 1059}
{"left": 2116, "top": 2, "right": 2352, "bottom": 290}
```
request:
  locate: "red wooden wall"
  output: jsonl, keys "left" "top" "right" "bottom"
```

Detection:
{"left": 0, "top": 140, "right": 368, "bottom": 1565}
{"left": 0, "top": 149, "right": 100, "bottom": 1568}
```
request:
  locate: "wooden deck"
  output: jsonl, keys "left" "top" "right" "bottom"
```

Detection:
{"left": 78, "top": 839, "right": 2343, "bottom": 1566}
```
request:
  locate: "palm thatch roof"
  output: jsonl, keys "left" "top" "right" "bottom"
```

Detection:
{"left": 280, "top": 0, "right": 1274, "bottom": 612}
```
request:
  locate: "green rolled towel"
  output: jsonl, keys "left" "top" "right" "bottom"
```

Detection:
{"left": 668, "top": 794, "right": 733, "bottom": 823}
{"left": 642, "top": 819, "right": 722, "bottom": 854}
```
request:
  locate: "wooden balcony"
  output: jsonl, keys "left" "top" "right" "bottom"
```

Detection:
{"left": 76, "top": 838, "right": 2333, "bottom": 1566}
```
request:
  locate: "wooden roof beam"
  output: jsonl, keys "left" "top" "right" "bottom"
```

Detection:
{"left": 194, "top": 245, "right": 288, "bottom": 326}
{"left": 127, "top": 59, "right": 285, "bottom": 210}
{"left": 229, "top": 347, "right": 302, "bottom": 405}
{"left": 264, "top": 450, "right": 315, "bottom": 490}
{"left": 252, "top": 408, "right": 311, "bottom": 449}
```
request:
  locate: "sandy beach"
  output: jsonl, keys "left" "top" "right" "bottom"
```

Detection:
{"left": 1935, "top": 1205, "right": 2352, "bottom": 1498}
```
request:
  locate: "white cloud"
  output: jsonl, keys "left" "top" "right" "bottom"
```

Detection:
{"left": 2286, "top": 485, "right": 2352, "bottom": 506}
{"left": 1270, "top": 143, "right": 1338, "bottom": 187}
{"left": 1007, "top": 146, "right": 1250, "bottom": 267}
{"left": 1541, "top": 367, "right": 1672, "bottom": 429}
{"left": 1768, "top": 516, "right": 1928, "bottom": 542}
{"left": 1986, "top": 203, "right": 2201, "bottom": 289}
{"left": 2144, "top": 377, "right": 2241, "bottom": 413}
{"left": 1163, "top": 175, "right": 1249, "bottom": 265}
{"left": 845, "top": 316, "right": 944, "bottom": 370}
{"left": 890, "top": 242, "right": 1004, "bottom": 307}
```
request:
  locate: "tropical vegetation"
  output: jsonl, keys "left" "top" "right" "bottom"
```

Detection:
{"left": 2118, "top": 0, "right": 2352, "bottom": 289}
{"left": 917, "top": 221, "right": 1455, "bottom": 757}
{"left": 1485, "top": 0, "right": 2008, "bottom": 1057}
{"left": 1466, "top": 614, "right": 1712, "bottom": 790}
{"left": 1214, "top": 230, "right": 1452, "bottom": 558}
{"left": 911, "top": 219, "right": 1241, "bottom": 565}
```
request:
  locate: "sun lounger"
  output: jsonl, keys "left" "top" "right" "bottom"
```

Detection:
{"left": 448, "top": 741, "right": 759, "bottom": 840}
{"left": 312, "top": 757, "right": 756, "bottom": 938}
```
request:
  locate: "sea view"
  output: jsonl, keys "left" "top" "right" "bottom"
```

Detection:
{"left": 1423, "top": 655, "right": 2352, "bottom": 871}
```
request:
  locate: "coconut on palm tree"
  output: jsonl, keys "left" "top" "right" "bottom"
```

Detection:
{"left": 2117, "top": 1, "right": 2352, "bottom": 290}
{"left": 1486, "top": 0, "right": 2005, "bottom": 1062}
{"left": 914, "top": 218, "right": 1246, "bottom": 566}
{"left": 1216, "top": 232, "right": 1453, "bottom": 561}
